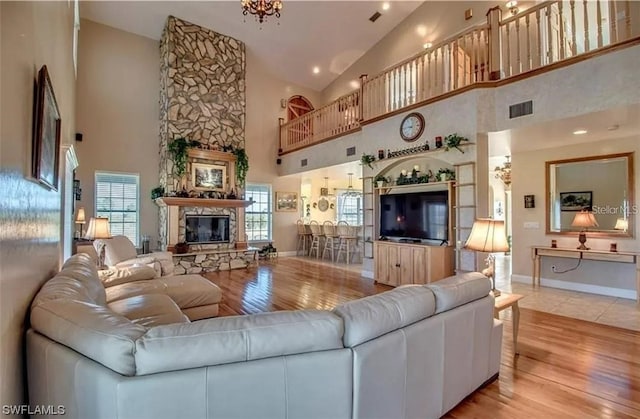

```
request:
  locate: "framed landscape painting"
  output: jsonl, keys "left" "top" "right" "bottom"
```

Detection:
{"left": 559, "top": 191, "right": 592, "bottom": 211}
{"left": 32, "top": 65, "right": 61, "bottom": 191}
{"left": 276, "top": 191, "right": 298, "bottom": 212}
{"left": 192, "top": 163, "right": 226, "bottom": 191}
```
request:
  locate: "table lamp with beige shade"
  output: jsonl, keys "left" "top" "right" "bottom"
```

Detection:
{"left": 75, "top": 207, "right": 86, "bottom": 237}
{"left": 84, "top": 217, "right": 112, "bottom": 269}
{"left": 571, "top": 210, "right": 599, "bottom": 250}
{"left": 464, "top": 218, "right": 510, "bottom": 297}
{"left": 614, "top": 217, "right": 628, "bottom": 233}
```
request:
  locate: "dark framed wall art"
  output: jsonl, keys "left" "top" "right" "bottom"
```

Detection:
{"left": 32, "top": 65, "right": 61, "bottom": 191}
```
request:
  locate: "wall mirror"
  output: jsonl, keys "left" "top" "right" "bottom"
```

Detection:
{"left": 546, "top": 152, "right": 635, "bottom": 237}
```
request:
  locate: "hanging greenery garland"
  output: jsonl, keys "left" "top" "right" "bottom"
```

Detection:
{"left": 168, "top": 138, "right": 200, "bottom": 177}
{"left": 233, "top": 147, "right": 249, "bottom": 187}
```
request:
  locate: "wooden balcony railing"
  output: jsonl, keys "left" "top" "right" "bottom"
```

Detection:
{"left": 500, "top": 0, "right": 636, "bottom": 77}
{"left": 278, "top": 0, "right": 637, "bottom": 155}
{"left": 279, "top": 90, "right": 360, "bottom": 154}
{"left": 362, "top": 24, "right": 490, "bottom": 121}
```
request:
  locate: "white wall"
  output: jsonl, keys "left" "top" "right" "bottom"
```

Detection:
{"left": 322, "top": 1, "right": 498, "bottom": 103}
{"left": 0, "top": 1, "right": 76, "bottom": 408}
{"left": 511, "top": 136, "right": 639, "bottom": 298}
{"left": 245, "top": 48, "right": 321, "bottom": 251}
{"left": 75, "top": 20, "right": 160, "bottom": 247}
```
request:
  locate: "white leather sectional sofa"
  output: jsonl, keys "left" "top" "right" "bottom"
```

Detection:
{"left": 27, "top": 253, "right": 503, "bottom": 419}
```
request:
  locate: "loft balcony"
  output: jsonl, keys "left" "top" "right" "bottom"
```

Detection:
{"left": 278, "top": 0, "right": 639, "bottom": 156}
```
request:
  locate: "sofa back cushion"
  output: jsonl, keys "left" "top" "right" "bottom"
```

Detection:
{"left": 37, "top": 253, "right": 106, "bottom": 306}
{"left": 134, "top": 310, "right": 344, "bottom": 375}
{"left": 30, "top": 254, "right": 146, "bottom": 375}
{"left": 333, "top": 286, "right": 436, "bottom": 348}
{"left": 426, "top": 272, "right": 491, "bottom": 314}
{"left": 96, "top": 235, "right": 138, "bottom": 267}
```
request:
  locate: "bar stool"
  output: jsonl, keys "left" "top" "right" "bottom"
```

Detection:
{"left": 296, "top": 219, "right": 312, "bottom": 256}
{"left": 336, "top": 221, "right": 359, "bottom": 264}
{"left": 322, "top": 221, "right": 340, "bottom": 262}
{"left": 308, "top": 221, "right": 324, "bottom": 259}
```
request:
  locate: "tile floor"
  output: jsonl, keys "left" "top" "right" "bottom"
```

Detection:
{"left": 493, "top": 255, "right": 640, "bottom": 331}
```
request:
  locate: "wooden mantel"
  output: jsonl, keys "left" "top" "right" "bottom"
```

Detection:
{"left": 187, "top": 149, "right": 236, "bottom": 162}
{"left": 155, "top": 197, "right": 253, "bottom": 208}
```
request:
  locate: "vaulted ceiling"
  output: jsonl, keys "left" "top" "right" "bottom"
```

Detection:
{"left": 81, "top": 1, "right": 423, "bottom": 92}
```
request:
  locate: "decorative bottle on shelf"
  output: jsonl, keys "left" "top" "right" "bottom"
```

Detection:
{"left": 435, "top": 136, "right": 443, "bottom": 148}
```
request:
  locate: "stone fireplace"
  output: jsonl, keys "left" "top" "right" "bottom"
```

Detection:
{"left": 157, "top": 16, "right": 246, "bottom": 251}
{"left": 155, "top": 16, "right": 252, "bottom": 272}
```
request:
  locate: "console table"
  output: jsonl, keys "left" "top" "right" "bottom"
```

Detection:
{"left": 531, "top": 246, "right": 640, "bottom": 302}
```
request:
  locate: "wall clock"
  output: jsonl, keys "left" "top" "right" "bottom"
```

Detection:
{"left": 400, "top": 112, "right": 425, "bottom": 142}
{"left": 318, "top": 197, "right": 330, "bottom": 212}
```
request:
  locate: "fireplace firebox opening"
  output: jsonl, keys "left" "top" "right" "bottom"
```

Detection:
{"left": 185, "top": 215, "right": 230, "bottom": 244}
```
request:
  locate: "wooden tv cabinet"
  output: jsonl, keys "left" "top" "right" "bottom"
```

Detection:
{"left": 374, "top": 241, "right": 455, "bottom": 286}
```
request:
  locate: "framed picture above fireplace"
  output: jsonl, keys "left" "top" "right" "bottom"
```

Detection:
{"left": 192, "top": 163, "right": 226, "bottom": 191}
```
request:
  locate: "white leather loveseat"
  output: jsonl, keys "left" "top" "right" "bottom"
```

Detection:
{"left": 27, "top": 254, "right": 502, "bottom": 419}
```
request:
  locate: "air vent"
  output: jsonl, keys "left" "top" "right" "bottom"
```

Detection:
{"left": 346, "top": 146, "right": 356, "bottom": 156}
{"left": 301, "top": 159, "right": 308, "bottom": 167}
{"left": 369, "top": 12, "right": 381, "bottom": 22}
{"left": 509, "top": 100, "right": 533, "bottom": 119}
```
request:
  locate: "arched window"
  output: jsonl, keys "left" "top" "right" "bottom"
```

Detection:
{"left": 286, "top": 95, "right": 314, "bottom": 121}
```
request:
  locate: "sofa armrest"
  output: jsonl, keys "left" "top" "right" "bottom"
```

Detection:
{"left": 98, "top": 265, "right": 159, "bottom": 288}
{"left": 115, "top": 257, "right": 161, "bottom": 278}
{"left": 138, "top": 252, "right": 174, "bottom": 276}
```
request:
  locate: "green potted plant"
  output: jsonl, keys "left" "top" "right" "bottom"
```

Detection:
{"left": 151, "top": 186, "right": 164, "bottom": 200}
{"left": 374, "top": 174, "right": 390, "bottom": 188}
{"left": 444, "top": 134, "right": 469, "bottom": 153}
{"left": 436, "top": 168, "right": 456, "bottom": 182}
{"left": 360, "top": 153, "right": 376, "bottom": 170}
{"left": 232, "top": 147, "right": 249, "bottom": 188}
{"left": 168, "top": 137, "right": 199, "bottom": 177}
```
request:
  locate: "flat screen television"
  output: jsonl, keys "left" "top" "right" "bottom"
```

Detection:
{"left": 379, "top": 190, "right": 449, "bottom": 242}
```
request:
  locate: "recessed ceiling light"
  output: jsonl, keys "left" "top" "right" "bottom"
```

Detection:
{"left": 382, "top": 2, "right": 390, "bottom": 11}
{"left": 349, "top": 80, "right": 360, "bottom": 89}
{"left": 573, "top": 129, "right": 588, "bottom": 135}
{"left": 607, "top": 124, "right": 619, "bottom": 131}
{"left": 416, "top": 25, "right": 427, "bottom": 37}
{"left": 423, "top": 42, "right": 433, "bottom": 49}
{"left": 312, "top": 66, "right": 320, "bottom": 74}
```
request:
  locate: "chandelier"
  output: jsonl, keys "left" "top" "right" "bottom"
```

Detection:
{"left": 241, "top": 0, "right": 283, "bottom": 23}
{"left": 494, "top": 156, "right": 512, "bottom": 188}
{"left": 344, "top": 173, "right": 362, "bottom": 197}
{"left": 321, "top": 177, "right": 336, "bottom": 202}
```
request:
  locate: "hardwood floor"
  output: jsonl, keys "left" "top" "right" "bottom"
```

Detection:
{"left": 203, "top": 258, "right": 640, "bottom": 418}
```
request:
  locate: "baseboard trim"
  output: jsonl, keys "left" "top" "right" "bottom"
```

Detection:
{"left": 511, "top": 274, "right": 637, "bottom": 300}
{"left": 277, "top": 251, "right": 297, "bottom": 257}
{"left": 361, "top": 270, "right": 374, "bottom": 279}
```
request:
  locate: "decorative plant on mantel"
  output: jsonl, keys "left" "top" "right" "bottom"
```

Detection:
{"left": 444, "top": 134, "right": 469, "bottom": 153}
{"left": 168, "top": 137, "right": 200, "bottom": 178}
{"left": 360, "top": 153, "right": 376, "bottom": 170}
{"left": 151, "top": 186, "right": 164, "bottom": 200}
{"left": 232, "top": 147, "right": 249, "bottom": 188}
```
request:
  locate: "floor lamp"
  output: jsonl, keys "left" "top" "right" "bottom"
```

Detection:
{"left": 84, "top": 217, "right": 112, "bottom": 269}
{"left": 464, "top": 218, "right": 510, "bottom": 297}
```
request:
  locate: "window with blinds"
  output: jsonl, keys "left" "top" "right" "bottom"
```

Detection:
{"left": 245, "top": 184, "right": 272, "bottom": 242}
{"left": 95, "top": 172, "right": 139, "bottom": 245}
{"left": 337, "top": 193, "right": 363, "bottom": 225}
